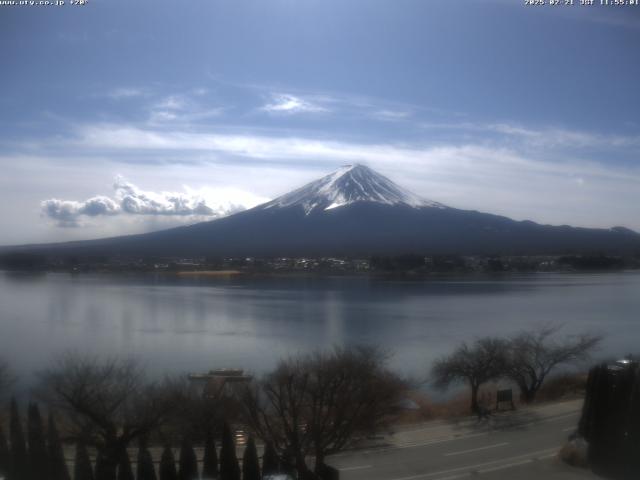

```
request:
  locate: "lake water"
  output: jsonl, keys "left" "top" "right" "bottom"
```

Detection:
{"left": 1, "top": 271, "right": 638, "bottom": 392}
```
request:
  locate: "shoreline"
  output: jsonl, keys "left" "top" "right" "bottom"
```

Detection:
{"left": 1, "top": 267, "right": 639, "bottom": 279}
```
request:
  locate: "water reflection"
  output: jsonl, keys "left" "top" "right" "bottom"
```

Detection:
{"left": 0, "top": 271, "right": 637, "bottom": 391}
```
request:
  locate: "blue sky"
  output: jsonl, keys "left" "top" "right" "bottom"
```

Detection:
{"left": 1, "top": 0, "right": 639, "bottom": 244}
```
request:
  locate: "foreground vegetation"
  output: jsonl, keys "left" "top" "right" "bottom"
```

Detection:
{"left": 431, "top": 325, "right": 601, "bottom": 413}
{"left": 0, "top": 347, "right": 405, "bottom": 480}
{"left": 0, "top": 326, "right": 600, "bottom": 480}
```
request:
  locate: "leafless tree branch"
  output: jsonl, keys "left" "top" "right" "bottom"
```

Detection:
{"left": 504, "top": 325, "right": 602, "bottom": 402}
{"left": 431, "top": 337, "right": 508, "bottom": 413}
{"left": 37, "top": 353, "right": 184, "bottom": 477}
{"left": 240, "top": 346, "right": 407, "bottom": 478}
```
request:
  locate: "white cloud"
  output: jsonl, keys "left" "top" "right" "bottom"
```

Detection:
{"left": 114, "top": 178, "right": 218, "bottom": 216}
{"left": 485, "top": 123, "right": 640, "bottom": 149}
{"left": 149, "top": 111, "right": 177, "bottom": 122}
{"left": 374, "top": 110, "right": 412, "bottom": 121}
{"left": 70, "top": 124, "right": 640, "bottom": 183}
{"left": 155, "top": 95, "right": 187, "bottom": 111}
{"left": 108, "top": 87, "right": 145, "bottom": 100}
{"left": 41, "top": 178, "right": 268, "bottom": 228}
{"left": 148, "top": 94, "right": 224, "bottom": 124}
{"left": 420, "top": 121, "right": 640, "bottom": 150}
{"left": 261, "top": 94, "right": 328, "bottom": 114}
{"left": 42, "top": 196, "right": 120, "bottom": 227}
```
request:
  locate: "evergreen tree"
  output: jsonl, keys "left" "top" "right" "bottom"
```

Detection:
{"left": 117, "top": 450, "right": 134, "bottom": 480}
{"left": 74, "top": 441, "right": 94, "bottom": 480}
{"left": 241, "top": 437, "right": 260, "bottom": 480}
{"left": 95, "top": 451, "right": 114, "bottom": 480}
{"left": 201, "top": 432, "right": 218, "bottom": 479}
{"left": 136, "top": 439, "right": 157, "bottom": 480}
{"left": 219, "top": 423, "right": 240, "bottom": 480}
{"left": 0, "top": 424, "right": 9, "bottom": 479}
{"left": 9, "top": 399, "right": 28, "bottom": 480}
{"left": 178, "top": 438, "right": 198, "bottom": 480}
{"left": 261, "top": 442, "right": 278, "bottom": 477}
{"left": 47, "top": 415, "right": 71, "bottom": 480}
{"left": 27, "top": 403, "right": 49, "bottom": 480}
{"left": 159, "top": 446, "right": 178, "bottom": 480}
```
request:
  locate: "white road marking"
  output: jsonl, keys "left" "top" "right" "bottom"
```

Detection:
{"left": 331, "top": 410, "right": 579, "bottom": 460}
{"left": 562, "top": 426, "right": 576, "bottom": 432}
{"left": 331, "top": 431, "right": 490, "bottom": 457}
{"left": 432, "top": 454, "right": 557, "bottom": 480}
{"left": 339, "top": 465, "right": 373, "bottom": 471}
{"left": 395, "top": 432, "right": 488, "bottom": 450}
{"left": 478, "top": 452, "right": 556, "bottom": 474}
{"left": 387, "top": 447, "right": 560, "bottom": 480}
{"left": 392, "top": 411, "right": 578, "bottom": 450}
{"left": 443, "top": 442, "right": 509, "bottom": 457}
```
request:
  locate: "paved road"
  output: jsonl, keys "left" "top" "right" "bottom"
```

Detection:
{"left": 328, "top": 400, "right": 600, "bottom": 480}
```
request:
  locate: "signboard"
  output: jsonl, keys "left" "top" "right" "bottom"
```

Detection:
{"left": 496, "top": 388, "right": 515, "bottom": 410}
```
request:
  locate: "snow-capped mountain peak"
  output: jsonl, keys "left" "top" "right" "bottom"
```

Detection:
{"left": 259, "top": 164, "right": 445, "bottom": 215}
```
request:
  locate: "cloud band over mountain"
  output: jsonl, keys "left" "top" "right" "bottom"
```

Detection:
{"left": 41, "top": 178, "right": 265, "bottom": 227}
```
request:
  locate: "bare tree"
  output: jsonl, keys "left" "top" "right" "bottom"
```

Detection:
{"left": 38, "top": 353, "right": 183, "bottom": 480}
{"left": 157, "top": 376, "right": 222, "bottom": 444}
{"left": 431, "top": 337, "right": 507, "bottom": 414}
{"left": 241, "top": 346, "right": 407, "bottom": 479}
{"left": 504, "top": 325, "right": 601, "bottom": 403}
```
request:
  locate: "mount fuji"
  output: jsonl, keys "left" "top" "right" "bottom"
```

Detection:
{"left": 257, "top": 164, "right": 444, "bottom": 214}
{"left": 7, "top": 164, "right": 640, "bottom": 257}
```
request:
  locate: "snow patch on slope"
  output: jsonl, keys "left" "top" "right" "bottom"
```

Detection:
{"left": 259, "top": 164, "right": 445, "bottom": 215}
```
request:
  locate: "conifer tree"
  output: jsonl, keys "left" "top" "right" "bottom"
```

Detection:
{"left": 0, "top": 424, "right": 9, "bottom": 479}
{"left": 178, "top": 437, "right": 198, "bottom": 480}
{"left": 117, "top": 450, "right": 134, "bottom": 480}
{"left": 219, "top": 423, "right": 240, "bottom": 480}
{"left": 241, "top": 437, "right": 260, "bottom": 480}
{"left": 136, "top": 439, "right": 157, "bottom": 480}
{"left": 9, "top": 399, "right": 28, "bottom": 480}
{"left": 261, "top": 442, "right": 278, "bottom": 477}
{"left": 201, "top": 432, "right": 218, "bottom": 480}
{"left": 74, "top": 441, "right": 94, "bottom": 480}
{"left": 95, "top": 451, "right": 113, "bottom": 480}
{"left": 27, "top": 403, "right": 49, "bottom": 480}
{"left": 159, "top": 446, "right": 178, "bottom": 480}
{"left": 48, "top": 414, "right": 71, "bottom": 480}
